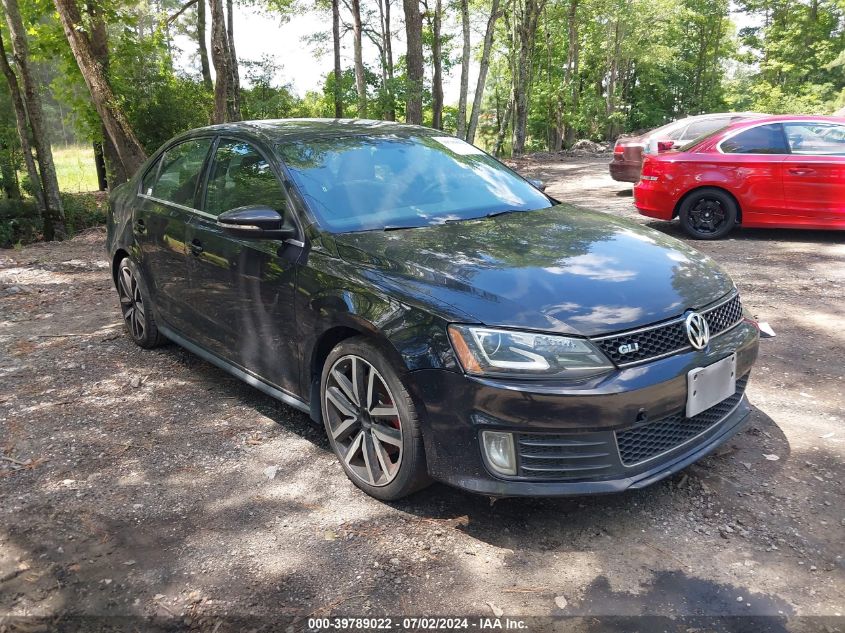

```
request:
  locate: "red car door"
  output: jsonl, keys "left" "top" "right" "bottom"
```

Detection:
{"left": 716, "top": 122, "right": 790, "bottom": 224}
{"left": 781, "top": 121, "right": 845, "bottom": 227}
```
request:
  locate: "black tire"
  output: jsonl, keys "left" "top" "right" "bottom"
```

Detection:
{"left": 678, "top": 188, "right": 738, "bottom": 240}
{"left": 115, "top": 257, "right": 166, "bottom": 349}
{"left": 320, "top": 337, "right": 431, "bottom": 501}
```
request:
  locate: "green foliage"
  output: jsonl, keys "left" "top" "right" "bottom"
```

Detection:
{"left": 0, "top": 192, "right": 105, "bottom": 248}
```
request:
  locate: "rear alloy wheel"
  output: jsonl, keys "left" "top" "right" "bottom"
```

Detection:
{"left": 678, "top": 188, "right": 738, "bottom": 240}
{"left": 321, "top": 338, "right": 430, "bottom": 500}
{"left": 116, "top": 257, "right": 165, "bottom": 349}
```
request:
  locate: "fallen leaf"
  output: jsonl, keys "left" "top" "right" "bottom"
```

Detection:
{"left": 487, "top": 601, "right": 503, "bottom": 617}
{"left": 763, "top": 454, "right": 780, "bottom": 461}
{"left": 554, "top": 595, "right": 568, "bottom": 610}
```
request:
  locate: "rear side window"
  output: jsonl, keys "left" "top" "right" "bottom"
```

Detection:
{"left": 204, "top": 140, "right": 286, "bottom": 217}
{"left": 721, "top": 124, "right": 789, "bottom": 154}
{"left": 784, "top": 122, "right": 845, "bottom": 156}
{"left": 151, "top": 138, "right": 213, "bottom": 207}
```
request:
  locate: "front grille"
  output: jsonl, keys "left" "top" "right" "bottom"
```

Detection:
{"left": 616, "top": 375, "right": 749, "bottom": 467}
{"left": 592, "top": 293, "right": 743, "bottom": 366}
{"left": 516, "top": 433, "right": 615, "bottom": 481}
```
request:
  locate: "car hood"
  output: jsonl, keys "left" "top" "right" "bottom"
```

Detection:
{"left": 332, "top": 205, "right": 735, "bottom": 336}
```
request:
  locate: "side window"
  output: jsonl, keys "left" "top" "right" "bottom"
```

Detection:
{"left": 721, "top": 124, "right": 789, "bottom": 154}
{"left": 151, "top": 138, "right": 212, "bottom": 207}
{"left": 784, "top": 123, "right": 845, "bottom": 156}
{"left": 204, "top": 140, "right": 286, "bottom": 217}
{"left": 140, "top": 158, "right": 161, "bottom": 196}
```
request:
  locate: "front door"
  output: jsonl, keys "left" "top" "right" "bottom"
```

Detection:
{"left": 185, "top": 138, "right": 302, "bottom": 396}
{"left": 781, "top": 121, "right": 845, "bottom": 225}
{"left": 134, "top": 137, "right": 213, "bottom": 333}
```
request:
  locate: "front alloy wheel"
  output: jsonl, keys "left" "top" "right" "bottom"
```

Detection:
{"left": 325, "top": 355, "right": 403, "bottom": 486}
{"left": 321, "top": 338, "right": 430, "bottom": 500}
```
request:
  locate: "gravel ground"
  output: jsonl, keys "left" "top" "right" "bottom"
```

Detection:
{"left": 1, "top": 156, "right": 843, "bottom": 630}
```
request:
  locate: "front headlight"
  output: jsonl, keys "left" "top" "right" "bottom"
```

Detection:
{"left": 447, "top": 325, "right": 613, "bottom": 378}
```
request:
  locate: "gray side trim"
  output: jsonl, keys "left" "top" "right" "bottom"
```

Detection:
{"left": 158, "top": 324, "right": 310, "bottom": 414}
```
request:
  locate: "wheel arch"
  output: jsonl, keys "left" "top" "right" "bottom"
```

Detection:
{"left": 673, "top": 185, "right": 743, "bottom": 224}
{"left": 307, "top": 319, "right": 410, "bottom": 423}
{"left": 111, "top": 248, "right": 130, "bottom": 286}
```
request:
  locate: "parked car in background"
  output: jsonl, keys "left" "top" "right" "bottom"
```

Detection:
{"left": 107, "top": 119, "right": 760, "bottom": 501}
{"left": 634, "top": 115, "right": 845, "bottom": 239}
{"left": 610, "top": 112, "right": 766, "bottom": 183}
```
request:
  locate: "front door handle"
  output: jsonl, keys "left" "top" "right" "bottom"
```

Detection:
{"left": 788, "top": 167, "right": 815, "bottom": 176}
{"left": 189, "top": 239, "right": 204, "bottom": 256}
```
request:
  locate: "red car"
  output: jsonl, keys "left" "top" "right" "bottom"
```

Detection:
{"left": 610, "top": 112, "right": 765, "bottom": 182}
{"left": 634, "top": 115, "right": 845, "bottom": 239}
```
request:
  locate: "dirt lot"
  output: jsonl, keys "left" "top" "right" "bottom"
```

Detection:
{"left": 1, "top": 156, "right": 843, "bottom": 630}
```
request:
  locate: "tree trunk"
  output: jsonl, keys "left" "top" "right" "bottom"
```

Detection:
{"left": 455, "top": 0, "right": 471, "bottom": 137}
{"left": 430, "top": 0, "right": 444, "bottom": 129}
{"left": 85, "top": 1, "right": 126, "bottom": 187}
{"left": 466, "top": 0, "right": 501, "bottom": 144}
{"left": 511, "top": 0, "right": 544, "bottom": 156}
{"left": 3, "top": 0, "right": 65, "bottom": 239}
{"left": 494, "top": 87, "right": 514, "bottom": 156}
{"left": 209, "top": 0, "right": 230, "bottom": 123}
{"left": 376, "top": 0, "right": 395, "bottom": 120}
{"left": 562, "top": 0, "right": 578, "bottom": 146}
{"left": 225, "top": 0, "right": 241, "bottom": 120}
{"left": 0, "top": 30, "right": 42, "bottom": 213}
{"left": 93, "top": 142, "right": 108, "bottom": 191}
{"left": 350, "top": 0, "right": 367, "bottom": 117}
{"left": 197, "top": 0, "right": 212, "bottom": 90}
{"left": 53, "top": 0, "right": 147, "bottom": 180}
{"left": 332, "top": 0, "right": 343, "bottom": 117}
{"left": 403, "top": 0, "right": 424, "bottom": 124}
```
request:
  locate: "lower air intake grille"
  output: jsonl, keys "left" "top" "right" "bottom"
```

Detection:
{"left": 515, "top": 433, "right": 615, "bottom": 481}
{"left": 616, "top": 375, "right": 749, "bottom": 467}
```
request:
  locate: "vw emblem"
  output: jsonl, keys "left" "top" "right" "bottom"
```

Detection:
{"left": 685, "top": 312, "right": 710, "bottom": 350}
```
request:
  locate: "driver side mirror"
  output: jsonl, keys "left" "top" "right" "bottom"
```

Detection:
{"left": 528, "top": 178, "right": 547, "bottom": 192}
{"left": 217, "top": 205, "right": 296, "bottom": 240}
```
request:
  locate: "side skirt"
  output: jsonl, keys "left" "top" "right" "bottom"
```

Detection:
{"left": 158, "top": 324, "right": 311, "bottom": 415}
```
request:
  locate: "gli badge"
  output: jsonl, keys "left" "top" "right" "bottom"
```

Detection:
{"left": 618, "top": 342, "right": 640, "bottom": 355}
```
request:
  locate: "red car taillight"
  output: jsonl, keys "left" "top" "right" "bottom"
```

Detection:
{"left": 614, "top": 142, "right": 625, "bottom": 154}
{"left": 640, "top": 156, "right": 660, "bottom": 181}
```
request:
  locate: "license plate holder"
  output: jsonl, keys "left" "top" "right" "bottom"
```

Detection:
{"left": 686, "top": 354, "right": 736, "bottom": 418}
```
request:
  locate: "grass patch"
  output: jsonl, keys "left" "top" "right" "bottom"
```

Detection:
{"left": 52, "top": 144, "right": 100, "bottom": 193}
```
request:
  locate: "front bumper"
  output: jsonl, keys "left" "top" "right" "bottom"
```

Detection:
{"left": 406, "top": 320, "right": 759, "bottom": 497}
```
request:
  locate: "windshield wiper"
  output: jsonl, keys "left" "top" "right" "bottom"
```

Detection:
{"left": 383, "top": 224, "right": 424, "bottom": 231}
{"left": 486, "top": 208, "right": 527, "bottom": 218}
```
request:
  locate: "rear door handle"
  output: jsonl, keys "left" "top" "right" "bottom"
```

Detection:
{"left": 189, "top": 239, "right": 204, "bottom": 256}
{"left": 788, "top": 167, "right": 815, "bottom": 176}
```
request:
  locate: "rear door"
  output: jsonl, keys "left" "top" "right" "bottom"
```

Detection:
{"left": 135, "top": 137, "right": 213, "bottom": 333}
{"left": 781, "top": 121, "right": 845, "bottom": 225}
{"left": 184, "top": 138, "right": 303, "bottom": 395}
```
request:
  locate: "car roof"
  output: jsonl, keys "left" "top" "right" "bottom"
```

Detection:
{"left": 721, "top": 114, "right": 845, "bottom": 131}
{"left": 182, "top": 118, "right": 436, "bottom": 145}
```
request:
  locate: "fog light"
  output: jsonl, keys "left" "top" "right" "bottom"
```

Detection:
{"left": 481, "top": 430, "right": 516, "bottom": 476}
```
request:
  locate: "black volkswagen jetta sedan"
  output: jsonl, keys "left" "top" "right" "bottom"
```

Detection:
{"left": 107, "top": 119, "right": 759, "bottom": 500}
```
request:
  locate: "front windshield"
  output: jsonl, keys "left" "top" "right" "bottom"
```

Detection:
{"left": 276, "top": 134, "right": 552, "bottom": 232}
